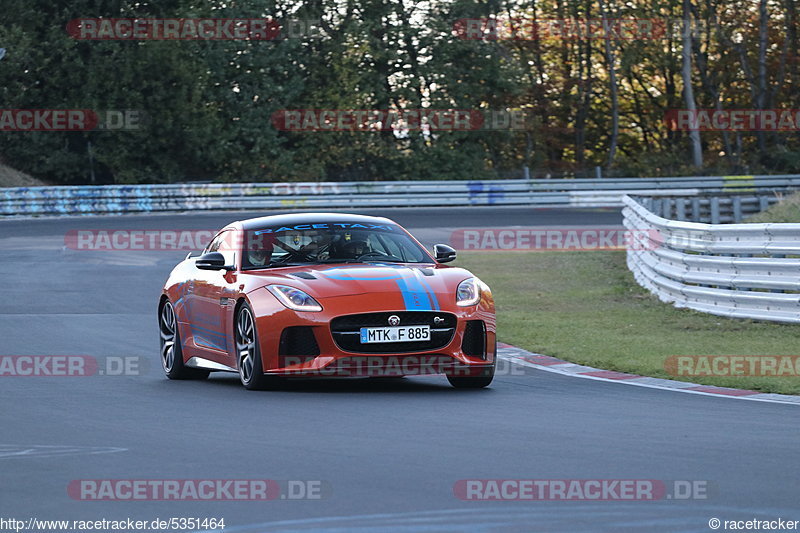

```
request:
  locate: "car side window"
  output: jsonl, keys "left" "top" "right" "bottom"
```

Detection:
{"left": 205, "top": 230, "right": 236, "bottom": 266}
{"left": 205, "top": 232, "right": 224, "bottom": 254}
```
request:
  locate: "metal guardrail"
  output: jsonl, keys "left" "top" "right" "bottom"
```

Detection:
{"left": 636, "top": 194, "right": 784, "bottom": 223}
{"left": 623, "top": 195, "right": 800, "bottom": 324}
{"left": 2, "top": 174, "right": 800, "bottom": 216}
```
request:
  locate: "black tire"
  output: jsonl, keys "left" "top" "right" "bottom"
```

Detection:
{"left": 446, "top": 363, "right": 495, "bottom": 389}
{"left": 235, "top": 302, "right": 275, "bottom": 390}
{"left": 159, "top": 300, "right": 209, "bottom": 380}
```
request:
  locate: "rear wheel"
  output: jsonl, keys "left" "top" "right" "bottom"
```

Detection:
{"left": 235, "top": 303, "right": 274, "bottom": 390}
{"left": 159, "top": 300, "right": 209, "bottom": 380}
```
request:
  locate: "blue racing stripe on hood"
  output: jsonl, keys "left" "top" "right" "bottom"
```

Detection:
{"left": 318, "top": 264, "right": 440, "bottom": 311}
{"left": 413, "top": 270, "right": 441, "bottom": 310}
{"left": 394, "top": 274, "right": 433, "bottom": 310}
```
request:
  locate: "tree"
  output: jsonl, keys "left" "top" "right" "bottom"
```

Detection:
{"left": 681, "top": 0, "right": 704, "bottom": 168}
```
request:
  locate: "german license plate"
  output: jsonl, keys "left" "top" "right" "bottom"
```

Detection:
{"left": 359, "top": 325, "right": 430, "bottom": 343}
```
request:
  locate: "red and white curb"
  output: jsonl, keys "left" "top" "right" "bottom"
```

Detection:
{"left": 497, "top": 343, "right": 800, "bottom": 406}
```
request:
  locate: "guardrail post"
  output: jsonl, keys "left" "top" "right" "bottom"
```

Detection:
{"left": 691, "top": 197, "right": 701, "bottom": 222}
{"left": 710, "top": 196, "right": 721, "bottom": 224}
{"left": 653, "top": 198, "right": 663, "bottom": 217}
{"left": 732, "top": 196, "right": 743, "bottom": 223}
{"left": 759, "top": 195, "right": 770, "bottom": 213}
{"left": 676, "top": 198, "right": 686, "bottom": 221}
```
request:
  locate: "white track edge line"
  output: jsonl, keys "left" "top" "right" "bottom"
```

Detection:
{"left": 498, "top": 354, "right": 800, "bottom": 406}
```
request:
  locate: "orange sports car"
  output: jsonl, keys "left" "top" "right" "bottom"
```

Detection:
{"left": 158, "top": 213, "right": 496, "bottom": 389}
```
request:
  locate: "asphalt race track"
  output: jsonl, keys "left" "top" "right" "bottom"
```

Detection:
{"left": 1, "top": 207, "right": 798, "bottom": 533}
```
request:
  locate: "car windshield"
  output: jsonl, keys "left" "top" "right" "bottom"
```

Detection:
{"left": 241, "top": 221, "right": 431, "bottom": 269}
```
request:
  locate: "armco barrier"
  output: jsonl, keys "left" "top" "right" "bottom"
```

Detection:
{"left": 636, "top": 194, "right": 784, "bottom": 223}
{"left": 2, "top": 174, "right": 800, "bottom": 216}
{"left": 623, "top": 195, "right": 800, "bottom": 324}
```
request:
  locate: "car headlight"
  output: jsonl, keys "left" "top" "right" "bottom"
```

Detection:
{"left": 456, "top": 277, "right": 481, "bottom": 307}
{"left": 267, "top": 285, "right": 323, "bottom": 312}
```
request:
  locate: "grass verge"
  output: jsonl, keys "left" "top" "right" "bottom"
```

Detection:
{"left": 748, "top": 192, "right": 800, "bottom": 223}
{"left": 457, "top": 251, "right": 800, "bottom": 395}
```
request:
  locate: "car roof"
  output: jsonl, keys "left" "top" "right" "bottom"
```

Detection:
{"left": 236, "top": 212, "right": 398, "bottom": 231}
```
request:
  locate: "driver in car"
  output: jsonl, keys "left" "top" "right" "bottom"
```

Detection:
{"left": 340, "top": 237, "right": 370, "bottom": 259}
{"left": 245, "top": 234, "right": 274, "bottom": 267}
{"left": 248, "top": 248, "right": 270, "bottom": 267}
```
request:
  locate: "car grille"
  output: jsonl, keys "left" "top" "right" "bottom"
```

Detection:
{"left": 330, "top": 311, "right": 456, "bottom": 354}
{"left": 461, "top": 320, "right": 486, "bottom": 359}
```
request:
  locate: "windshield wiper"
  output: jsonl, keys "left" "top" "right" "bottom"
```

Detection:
{"left": 259, "top": 261, "right": 311, "bottom": 268}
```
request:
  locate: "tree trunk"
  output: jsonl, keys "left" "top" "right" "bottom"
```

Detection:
{"left": 574, "top": 0, "right": 593, "bottom": 168}
{"left": 681, "top": 0, "right": 703, "bottom": 168}
{"left": 756, "top": 0, "right": 769, "bottom": 157}
{"left": 599, "top": 0, "right": 618, "bottom": 169}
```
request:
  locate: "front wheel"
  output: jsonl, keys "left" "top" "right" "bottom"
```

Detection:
{"left": 235, "top": 303, "right": 275, "bottom": 390}
{"left": 159, "top": 300, "right": 209, "bottom": 380}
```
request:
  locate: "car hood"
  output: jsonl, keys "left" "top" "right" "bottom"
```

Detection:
{"left": 246, "top": 263, "right": 471, "bottom": 307}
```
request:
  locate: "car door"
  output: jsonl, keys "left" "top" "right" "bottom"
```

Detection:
{"left": 188, "top": 230, "right": 237, "bottom": 362}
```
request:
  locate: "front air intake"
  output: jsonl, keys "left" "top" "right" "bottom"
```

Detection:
{"left": 461, "top": 320, "right": 486, "bottom": 359}
{"left": 278, "top": 327, "right": 320, "bottom": 366}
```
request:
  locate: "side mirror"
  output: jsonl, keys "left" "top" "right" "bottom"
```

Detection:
{"left": 433, "top": 244, "right": 457, "bottom": 263}
{"left": 195, "top": 252, "right": 234, "bottom": 271}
